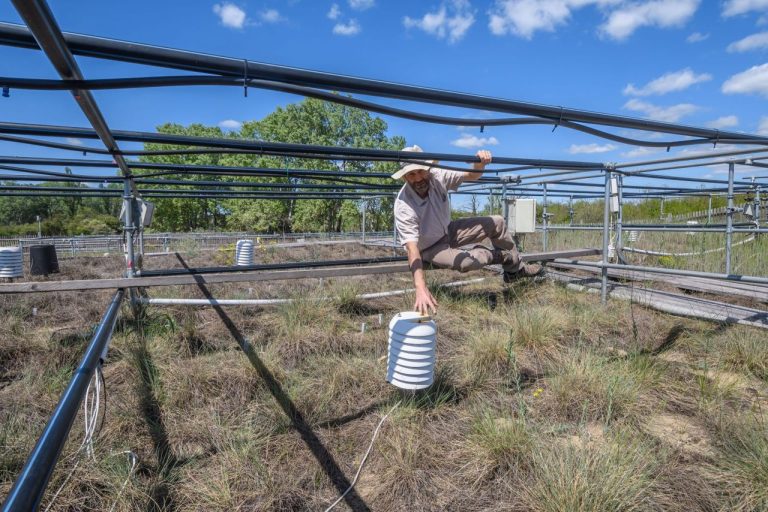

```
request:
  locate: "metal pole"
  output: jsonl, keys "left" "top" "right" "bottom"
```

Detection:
{"left": 726, "top": 161, "right": 735, "bottom": 275}
{"left": 392, "top": 198, "right": 397, "bottom": 255}
{"left": 601, "top": 169, "right": 611, "bottom": 304}
{"left": 616, "top": 174, "right": 624, "bottom": 257}
{"left": 568, "top": 195, "right": 574, "bottom": 226}
{"left": 502, "top": 183, "right": 508, "bottom": 226}
{"left": 1, "top": 289, "right": 125, "bottom": 512}
{"left": 756, "top": 185, "right": 762, "bottom": 229}
{"left": 660, "top": 196, "right": 665, "bottom": 220}
{"left": 361, "top": 200, "right": 366, "bottom": 244}
{"left": 542, "top": 183, "right": 548, "bottom": 251}
{"left": 122, "top": 178, "right": 135, "bottom": 278}
{"left": 707, "top": 194, "right": 712, "bottom": 225}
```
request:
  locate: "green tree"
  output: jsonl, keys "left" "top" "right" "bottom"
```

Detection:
{"left": 236, "top": 97, "right": 403, "bottom": 233}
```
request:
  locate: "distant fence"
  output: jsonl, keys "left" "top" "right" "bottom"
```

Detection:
{"left": 0, "top": 231, "right": 394, "bottom": 258}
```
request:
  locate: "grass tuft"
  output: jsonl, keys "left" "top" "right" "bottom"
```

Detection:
{"left": 547, "top": 349, "right": 660, "bottom": 424}
{"left": 522, "top": 430, "right": 663, "bottom": 512}
{"left": 470, "top": 410, "right": 533, "bottom": 473}
{"left": 709, "top": 414, "right": 768, "bottom": 511}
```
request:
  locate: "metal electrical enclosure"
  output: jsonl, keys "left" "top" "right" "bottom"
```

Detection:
{"left": 506, "top": 198, "right": 537, "bottom": 234}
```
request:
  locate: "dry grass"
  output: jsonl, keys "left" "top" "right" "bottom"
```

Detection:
{"left": 1, "top": 241, "right": 766, "bottom": 510}
{"left": 520, "top": 429, "right": 664, "bottom": 512}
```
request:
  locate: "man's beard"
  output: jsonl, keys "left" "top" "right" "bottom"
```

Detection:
{"left": 411, "top": 177, "right": 430, "bottom": 196}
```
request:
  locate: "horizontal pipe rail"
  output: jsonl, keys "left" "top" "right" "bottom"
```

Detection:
{"left": 1, "top": 289, "right": 125, "bottom": 512}
{"left": 0, "top": 22, "right": 763, "bottom": 145}
{"left": 552, "top": 259, "right": 768, "bottom": 285}
{"left": 0, "top": 121, "right": 601, "bottom": 170}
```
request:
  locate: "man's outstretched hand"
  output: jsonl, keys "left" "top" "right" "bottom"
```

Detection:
{"left": 414, "top": 286, "right": 438, "bottom": 316}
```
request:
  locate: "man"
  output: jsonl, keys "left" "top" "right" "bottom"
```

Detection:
{"left": 393, "top": 145, "right": 540, "bottom": 315}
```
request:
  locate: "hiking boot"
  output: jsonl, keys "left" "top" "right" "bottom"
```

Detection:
{"left": 503, "top": 263, "right": 543, "bottom": 283}
{"left": 489, "top": 248, "right": 519, "bottom": 271}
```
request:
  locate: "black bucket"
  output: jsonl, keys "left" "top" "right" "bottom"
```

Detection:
{"left": 29, "top": 245, "right": 60, "bottom": 276}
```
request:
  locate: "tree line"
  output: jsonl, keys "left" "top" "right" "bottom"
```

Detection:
{"left": 1, "top": 98, "right": 750, "bottom": 236}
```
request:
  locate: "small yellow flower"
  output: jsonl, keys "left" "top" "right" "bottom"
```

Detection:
{"left": 533, "top": 387, "right": 544, "bottom": 398}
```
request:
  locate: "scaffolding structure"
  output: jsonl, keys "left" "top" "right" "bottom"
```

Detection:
{"left": 1, "top": 1, "right": 767, "bottom": 510}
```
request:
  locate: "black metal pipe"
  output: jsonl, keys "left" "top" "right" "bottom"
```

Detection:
{"left": 0, "top": 121, "right": 601, "bottom": 170}
{"left": 0, "top": 191, "right": 392, "bottom": 200}
{"left": 141, "top": 256, "right": 408, "bottom": 277}
{"left": 1, "top": 289, "right": 124, "bottom": 512}
{"left": 0, "top": 22, "right": 763, "bottom": 144}
{"left": 8, "top": 3, "right": 134, "bottom": 186}
{"left": 4, "top": 75, "right": 763, "bottom": 151}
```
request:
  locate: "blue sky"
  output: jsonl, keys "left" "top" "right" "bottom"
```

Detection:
{"left": 1, "top": 0, "right": 768, "bottom": 202}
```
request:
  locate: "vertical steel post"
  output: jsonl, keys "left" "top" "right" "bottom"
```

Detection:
{"left": 726, "top": 162, "right": 735, "bottom": 275}
{"left": 392, "top": 195, "right": 397, "bottom": 255}
{"left": 660, "top": 196, "right": 665, "bottom": 220}
{"left": 707, "top": 194, "right": 712, "bottom": 225}
{"left": 361, "top": 200, "right": 366, "bottom": 244}
{"left": 542, "top": 183, "right": 548, "bottom": 251}
{"left": 502, "top": 183, "right": 508, "bottom": 226}
{"left": 601, "top": 169, "right": 611, "bottom": 304}
{"left": 568, "top": 195, "right": 574, "bottom": 226}
{"left": 751, "top": 177, "right": 760, "bottom": 229}
{"left": 122, "top": 178, "right": 135, "bottom": 279}
{"left": 616, "top": 174, "right": 624, "bottom": 258}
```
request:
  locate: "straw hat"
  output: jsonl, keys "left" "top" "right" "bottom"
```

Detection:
{"left": 391, "top": 145, "right": 438, "bottom": 179}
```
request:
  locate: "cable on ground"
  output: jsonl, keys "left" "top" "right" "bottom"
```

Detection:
{"left": 323, "top": 400, "right": 401, "bottom": 512}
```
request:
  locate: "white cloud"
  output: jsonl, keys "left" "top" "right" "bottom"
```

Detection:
{"left": 488, "top": 0, "right": 632, "bottom": 39}
{"left": 600, "top": 0, "right": 700, "bottom": 41}
{"left": 333, "top": 19, "right": 361, "bottom": 35}
{"left": 404, "top": 0, "right": 475, "bottom": 43}
{"left": 218, "top": 119, "right": 243, "bottom": 131}
{"left": 723, "top": 0, "right": 768, "bottom": 17}
{"left": 451, "top": 133, "right": 499, "bottom": 148}
{"left": 623, "top": 98, "right": 700, "bottom": 122}
{"left": 213, "top": 3, "right": 246, "bottom": 29}
{"left": 65, "top": 138, "right": 83, "bottom": 146}
{"left": 623, "top": 68, "right": 711, "bottom": 96}
{"left": 259, "top": 9, "right": 283, "bottom": 23}
{"left": 621, "top": 147, "right": 663, "bottom": 158}
{"left": 349, "top": 0, "right": 374, "bottom": 10}
{"left": 757, "top": 116, "right": 768, "bottom": 135}
{"left": 568, "top": 143, "right": 616, "bottom": 154}
{"left": 727, "top": 31, "right": 768, "bottom": 52}
{"left": 686, "top": 31, "right": 709, "bottom": 42}
{"left": 328, "top": 3, "right": 341, "bottom": 19}
{"left": 488, "top": 0, "right": 698, "bottom": 40}
{"left": 706, "top": 115, "right": 739, "bottom": 129}
{"left": 722, "top": 63, "right": 768, "bottom": 97}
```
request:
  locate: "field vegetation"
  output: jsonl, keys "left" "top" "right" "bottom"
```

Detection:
{"left": 1, "top": 242, "right": 766, "bottom": 511}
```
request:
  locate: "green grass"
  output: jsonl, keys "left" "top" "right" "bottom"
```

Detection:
{"left": 521, "top": 429, "right": 664, "bottom": 512}
{"left": 1, "top": 243, "right": 766, "bottom": 510}
{"left": 710, "top": 414, "right": 768, "bottom": 511}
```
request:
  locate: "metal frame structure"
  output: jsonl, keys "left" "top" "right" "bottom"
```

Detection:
{"left": 1, "top": 2, "right": 767, "bottom": 510}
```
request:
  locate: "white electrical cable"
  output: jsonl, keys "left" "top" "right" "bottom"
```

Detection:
{"left": 621, "top": 235, "right": 756, "bottom": 257}
{"left": 323, "top": 401, "right": 401, "bottom": 512}
{"left": 43, "top": 365, "right": 103, "bottom": 512}
{"left": 108, "top": 451, "right": 139, "bottom": 512}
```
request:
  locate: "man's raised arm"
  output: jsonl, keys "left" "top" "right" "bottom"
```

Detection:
{"left": 405, "top": 241, "right": 438, "bottom": 316}
{"left": 464, "top": 149, "right": 492, "bottom": 182}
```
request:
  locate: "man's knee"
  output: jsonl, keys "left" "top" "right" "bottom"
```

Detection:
{"left": 457, "top": 256, "right": 484, "bottom": 272}
{"left": 490, "top": 215, "right": 507, "bottom": 237}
